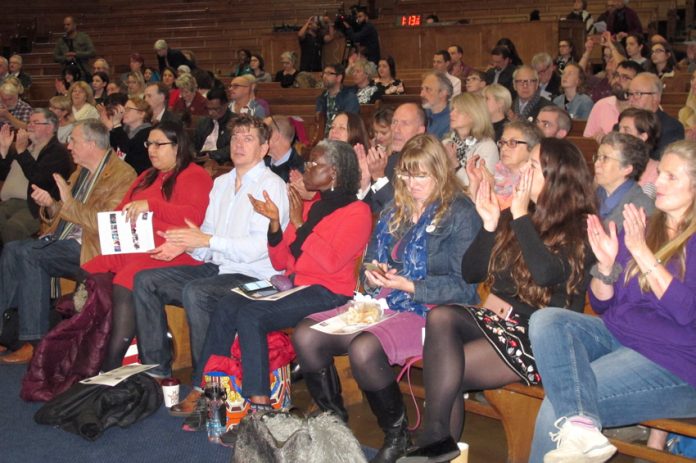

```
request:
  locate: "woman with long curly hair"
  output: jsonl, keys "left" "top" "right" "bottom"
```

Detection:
{"left": 528, "top": 140, "right": 696, "bottom": 462}
{"left": 399, "top": 138, "right": 597, "bottom": 462}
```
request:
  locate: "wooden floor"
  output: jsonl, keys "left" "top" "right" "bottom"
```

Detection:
{"left": 174, "top": 366, "right": 639, "bottom": 462}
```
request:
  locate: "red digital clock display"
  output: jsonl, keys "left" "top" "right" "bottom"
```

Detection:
{"left": 400, "top": 15, "right": 422, "bottom": 27}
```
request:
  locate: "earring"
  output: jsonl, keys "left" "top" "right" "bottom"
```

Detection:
{"left": 331, "top": 177, "right": 335, "bottom": 192}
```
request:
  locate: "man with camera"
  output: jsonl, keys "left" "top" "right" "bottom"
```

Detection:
{"left": 341, "top": 7, "right": 380, "bottom": 65}
{"left": 52, "top": 16, "right": 96, "bottom": 80}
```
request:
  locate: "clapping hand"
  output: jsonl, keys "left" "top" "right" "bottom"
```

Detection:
{"left": 14, "top": 129, "right": 29, "bottom": 153}
{"left": 510, "top": 166, "right": 532, "bottom": 219}
{"left": 249, "top": 190, "right": 280, "bottom": 222}
{"left": 622, "top": 203, "right": 648, "bottom": 258}
{"left": 366, "top": 144, "right": 388, "bottom": 181}
{"left": 354, "top": 143, "right": 372, "bottom": 191}
{"left": 148, "top": 241, "right": 187, "bottom": 261}
{"left": 587, "top": 214, "right": 618, "bottom": 274}
{"left": 288, "top": 185, "right": 305, "bottom": 228}
{"left": 30, "top": 184, "right": 55, "bottom": 208}
{"left": 53, "top": 173, "right": 73, "bottom": 203}
{"left": 289, "top": 169, "right": 315, "bottom": 200}
{"left": 0, "top": 124, "right": 13, "bottom": 157}
{"left": 474, "top": 177, "right": 500, "bottom": 232}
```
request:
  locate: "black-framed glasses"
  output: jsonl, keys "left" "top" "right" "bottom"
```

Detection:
{"left": 497, "top": 139, "right": 528, "bottom": 149}
{"left": 28, "top": 121, "right": 51, "bottom": 126}
{"left": 321, "top": 71, "right": 338, "bottom": 76}
{"left": 144, "top": 141, "right": 175, "bottom": 148}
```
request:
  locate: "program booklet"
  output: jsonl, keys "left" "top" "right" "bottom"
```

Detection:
{"left": 97, "top": 211, "right": 155, "bottom": 255}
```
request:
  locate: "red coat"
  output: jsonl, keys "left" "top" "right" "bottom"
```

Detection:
{"left": 268, "top": 199, "right": 372, "bottom": 297}
{"left": 82, "top": 163, "right": 213, "bottom": 289}
{"left": 171, "top": 91, "right": 208, "bottom": 117}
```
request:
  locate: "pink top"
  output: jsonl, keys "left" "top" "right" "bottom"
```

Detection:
{"left": 584, "top": 96, "right": 620, "bottom": 138}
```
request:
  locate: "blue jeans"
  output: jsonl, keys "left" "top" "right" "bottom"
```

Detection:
{"left": 528, "top": 308, "right": 696, "bottom": 462}
{"left": 0, "top": 238, "right": 81, "bottom": 340}
{"left": 132, "top": 263, "right": 255, "bottom": 379}
{"left": 196, "top": 285, "right": 349, "bottom": 395}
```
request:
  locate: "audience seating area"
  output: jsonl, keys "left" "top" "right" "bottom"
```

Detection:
{"left": 6, "top": 0, "right": 696, "bottom": 461}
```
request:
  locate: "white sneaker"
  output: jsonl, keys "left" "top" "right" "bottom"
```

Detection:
{"left": 544, "top": 417, "right": 618, "bottom": 463}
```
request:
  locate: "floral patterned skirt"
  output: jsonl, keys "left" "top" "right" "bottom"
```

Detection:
{"left": 463, "top": 306, "right": 541, "bottom": 385}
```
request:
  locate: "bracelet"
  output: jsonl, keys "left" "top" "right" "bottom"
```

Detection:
{"left": 590, "top": 262, "right": 623, "bottom": 285}
{"left": 642, "top": 259, "right": 662, "bottom": 277}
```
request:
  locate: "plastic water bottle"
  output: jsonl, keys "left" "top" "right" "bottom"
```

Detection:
{"left": 204, "top": 374, "right": 227, "bottom": 443}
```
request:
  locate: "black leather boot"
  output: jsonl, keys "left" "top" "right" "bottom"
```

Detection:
{"left": 365, "top": 381, "right": 411, "bottom": 463}
{"left": 303, "top": 364, "right": 349, "bottom": 423}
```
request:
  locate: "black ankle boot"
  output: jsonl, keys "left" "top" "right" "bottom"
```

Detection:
{"left": 365, "top": 382, "right": 411, "bottom": 463}
{"left": 303, "top": 364, "right": 349, "bottom": 422}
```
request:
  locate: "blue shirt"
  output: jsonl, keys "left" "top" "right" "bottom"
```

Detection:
{"left": 597, "top": 179, "right": 635, "bottom": 220}
{"left": 426, "top": 106, "right": 451, "bottom": 139}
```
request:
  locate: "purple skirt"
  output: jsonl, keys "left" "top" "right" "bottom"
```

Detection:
{"left": 308, "top": 307, "right": 426, "bottom": 366}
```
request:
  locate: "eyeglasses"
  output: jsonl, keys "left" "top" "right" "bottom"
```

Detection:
{"left": 396, "top": 171, "right": 430, "bottom": 182}
{"left": 592, "top": 153, "right": 622, "bottom": 164}
{"left": 514, "top": 79, "right": 538, "bottom": 87}
{"left": 625, "top": 91, "right": 656, "bottom": 98}
{"left": 322, "top": 71, "right": 338, "bottom": 76}
{"left": 228, "top": 84, "right": 250, "bottom": 89}
{"left": 28, "top": 121, "right": 51, "bottom": 126}
{"left": 497, "top": 139, "right": 528, "bottom": 149}
{"left": 144, "top": 141, "right": 175, "bottom": 148}
{"left": 651, "top": 49, "right": 666, "bottom": 54}
{"left": 305, "top": 160, "right": 330, "bottom": 170}
{"left": 125, "top": 106, "right": 144, "bottom": 112}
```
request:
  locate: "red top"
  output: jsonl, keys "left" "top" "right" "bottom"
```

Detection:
{"left": 268, "top": 199, "right": 372, "bottom": 297}
{"left": 117, "top": 162, "right": 213, "bottom": 246}
{"left": 171, "top": 91, "right": 208, "bottom": 116}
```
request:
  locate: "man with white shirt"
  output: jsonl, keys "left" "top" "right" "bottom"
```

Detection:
{"left": 362, "top": 102, "right": 426, "bottom": 212}
{"left": 263, "top": 115, "right": 304, "bottom": 182}
{"left": 432, "top": 50, "right": 461, "bottom": 97}
{"left": 132, "top": 114, "right": 289, "bottom": 415}
{"left": 144, "top": 82, "right": 181, "bottom": 126}
{"left": 193, "top": 86, "right": 233, "bottom": 164}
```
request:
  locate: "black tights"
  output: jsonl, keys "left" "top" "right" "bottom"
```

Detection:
{"left": 101, "top": 284, "right": 135, "bottom": 372}
{"left": 292, "top": 318, "right": 394, "bottom": 392}
{"left": 420, "top": 305, "right": 520, "bottom": 444}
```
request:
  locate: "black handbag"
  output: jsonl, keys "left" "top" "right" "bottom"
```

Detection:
{"left": 0, "top": 308, "right": 20, "bottom": 351}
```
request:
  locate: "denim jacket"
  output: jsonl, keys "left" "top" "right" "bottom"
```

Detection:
{"left": 363, "top": 194, "right": 481, "bottom": 307}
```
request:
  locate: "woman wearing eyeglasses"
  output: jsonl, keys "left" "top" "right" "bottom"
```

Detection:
{"left": 466, "top": 120, "right": 543, "bottom": 210}
{"left": 292, "top": 134, "right": 480, "bottom": 463}
{"left": 102, "top": 97, "right": 153, "bottom": 174}
{"left": 651, "top": 41, "right": 678, "bottom": 80}
{"left": 79, "top": 120, "right": 213, "bottom": 372}
{"left": 594, "top": 132, "right": 654, "bottom": 232}
{"left": 400, "top": 138, "right": 596, "bottom": 463}
{"left": 274, "top": 51, "right": 298, "bottom": 88}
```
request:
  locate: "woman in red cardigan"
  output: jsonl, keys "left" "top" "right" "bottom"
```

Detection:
{"left": 188, "top": 139, "right": 372, "bottom": 411}
{"left": 81, "top": 120, "right": 212, "bottom": 371}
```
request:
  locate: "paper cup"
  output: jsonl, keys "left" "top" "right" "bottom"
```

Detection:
{"left": 161, "top": 378, "right": 180, "bottom": 408}
{"left": 450, "top": 442, "right": 469, "bottom": 463}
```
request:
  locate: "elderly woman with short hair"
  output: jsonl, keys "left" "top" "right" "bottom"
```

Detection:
{"left": 171, "top": 73, "right": 207, "bottom": 117}
{"left": 349, "top": 59, "right": 383, "bottom": 104}
{"left": 69, "top": 81, "right": 99, "bottom": 121}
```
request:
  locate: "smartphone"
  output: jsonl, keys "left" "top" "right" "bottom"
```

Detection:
{"left": 363, "top": 262, "right": 386, "bottom": 276}
{"left": 240, "top": 280, "right": 275, "bottom": 294}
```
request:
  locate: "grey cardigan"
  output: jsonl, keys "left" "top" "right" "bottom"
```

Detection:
{"left": 600, "top": 182, "right": 655, "bottom": 232}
